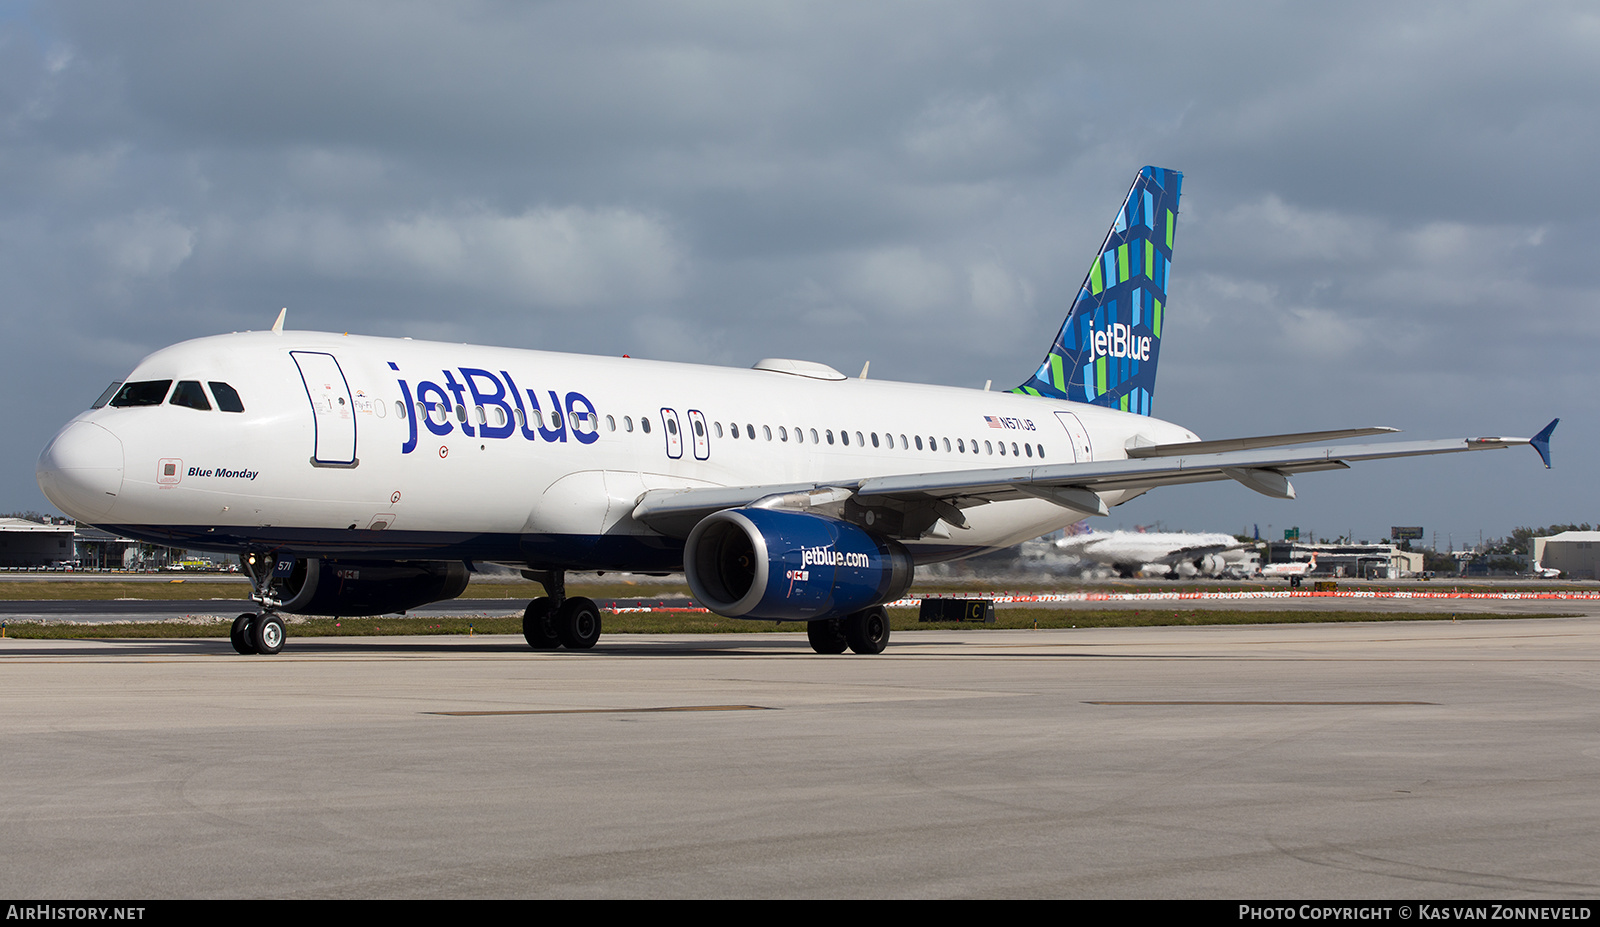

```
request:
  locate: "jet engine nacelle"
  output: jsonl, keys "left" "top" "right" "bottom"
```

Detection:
{"left": 684, "top": 508, "right": 915, "bottom": 621}
{"left": 272, "top": 558, "right": 470, "bottom": 616}
{"left": 1196, "top": 554, "right": 1227, "bottom": 575}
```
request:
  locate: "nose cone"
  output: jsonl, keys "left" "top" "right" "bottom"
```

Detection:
{"left": 38, "top": 421, "right": 125, "bottom": 520}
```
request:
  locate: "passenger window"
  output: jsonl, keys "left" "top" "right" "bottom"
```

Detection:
{"left": 900, "top": 434, "right": 908, "bottom": 449}
{"left": 779, "top": 426, "right": 788, "bottom": 442}
{"left": 169, "top": 380, "right": 212, "bottom": 411}
{"left": 826, "top": 430, "right": 835, "bottom": 445}
{"left": 764, "top": 425, "right": 772, "bottom": 441}
{"left": 455, "top": 405, "right": 468, "bottom": 423}
{"left": 871, "top": 433, "right": 880, "bottom": 448}
{"left": 1037, "top": 445, "right": 1045, "bottom": 459}
{"left": 838, "top": 430, "right": 847, "bottom": 446}
{"left": 942, "top": 437, "right": 950, "bottom": 452}
{"left": 1012, "top": 442, "right": 1020, "bottom": 456}
{"left": 476, "top": 405, "right": 487, "bottom": 426}
{"left": 915, "top": 436, "right": 923, "bottom": 450}
{"left": 667, "top": 418, "right": 678, "bottom": 435}
{"left": 109, "top": 380, "right": 172, "bottom": 408}
{"left": 810, "top": 428, "right": 819, "bottom": 444}
{"left": 746, "top": 424, "right": 755, "bottom": 440}
{"left": 92, "top": 381, "right": 124, "bottom": 410}
{"left": 624, "top": 416, "right": 634, "bottom": 432}
{"left": 694, "top": 419, "right": 704, "bottom": 437}
{"left": 998, "top": 441, "right": 1006, "bottom": 456}
{"left": 606, "top": 414, "right": 615, "bottom": 431}
{"left": 730, "top": 422, "right": 739, "bottom": 439}
{"left": 957, "top": 438, "right": 964, "bottom": 453}
{"left": 642, "top": 417, "right": 652, "bottom": 434}
{"left": 1024, "top": 443, "right": 1032, "bottom": 458}
{"left": 985, "top": 440, "right": 993, "bottom": 455}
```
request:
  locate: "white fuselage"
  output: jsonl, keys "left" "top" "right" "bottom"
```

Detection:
{"left": 38, "top": 330, "right": 1201, "bottom": 568}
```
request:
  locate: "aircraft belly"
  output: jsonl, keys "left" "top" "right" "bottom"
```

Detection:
{"left": 904, "top": 497, "right": 1087, "bottom": 561}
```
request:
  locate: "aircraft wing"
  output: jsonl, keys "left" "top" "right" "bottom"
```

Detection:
{"left": 1148, "top": 542, "right": 1246, "bottom": 565}
{"left": 632, "top": 420, "right": 1558, "bottom": 539}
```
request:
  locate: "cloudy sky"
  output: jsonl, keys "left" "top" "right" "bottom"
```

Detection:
{"left": 4, "top": 1, "right": 1595, "bottom": 547}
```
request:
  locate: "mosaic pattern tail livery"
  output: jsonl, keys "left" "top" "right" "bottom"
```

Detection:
{"left": 1014, "top": 166, "right": 1182, "bottom": 415}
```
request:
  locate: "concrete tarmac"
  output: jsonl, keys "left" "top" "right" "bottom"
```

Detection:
{"left": 3, "top": 618, "right": 1598, "bottom": 899}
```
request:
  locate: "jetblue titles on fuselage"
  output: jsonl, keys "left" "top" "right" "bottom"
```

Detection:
{"left": 392, "top": 362, "right": 598, "bottom": 454}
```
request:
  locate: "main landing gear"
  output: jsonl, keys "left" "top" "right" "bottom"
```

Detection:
{"left": 807, "top": 606, "right": 890, "bottom": 655}
{"left": 521, "top": 568, "right": 602, "bottom": 652}
{"left": 233, "top": 551, "right": 287, "bottom": 655}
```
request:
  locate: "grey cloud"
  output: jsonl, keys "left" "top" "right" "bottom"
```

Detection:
{"left": 4, "top": 1, "right": 1596, "bottom": 540}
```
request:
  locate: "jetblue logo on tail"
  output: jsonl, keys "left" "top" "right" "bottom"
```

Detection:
{"left": 1014, "top": 166, "right": 1181, "bottom": 416}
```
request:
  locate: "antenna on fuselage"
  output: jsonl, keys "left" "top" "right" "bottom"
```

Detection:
{"left": 858, "top": 361, "right": 870, "bottom": 379}
{"left": 271, "top": 307, "right": 287, "bottom": 335}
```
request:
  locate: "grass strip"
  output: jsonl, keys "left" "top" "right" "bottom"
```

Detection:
{"left": 0, "top": 607, "right": 1575, "bottom": 639}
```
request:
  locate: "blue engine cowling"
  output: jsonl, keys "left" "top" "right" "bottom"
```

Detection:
{"left": 684, "top": 508, "right": 915, "bottom": 621}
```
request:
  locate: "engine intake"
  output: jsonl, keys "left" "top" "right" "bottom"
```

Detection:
{"left": 685, "top": 509, "right": 914, "bottom": 621}
{"left": 272, "top": 558, "right": 470, "bottom": 616}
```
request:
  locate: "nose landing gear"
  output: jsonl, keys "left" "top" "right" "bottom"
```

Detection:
{"left": 233, "top": 551, "right": 289, "bottom": 655}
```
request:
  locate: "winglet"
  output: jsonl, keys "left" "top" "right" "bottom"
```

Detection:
{"left": 271, "top": 307, "right": 287, "bottom": 335}
{"left": 1531, "top": 418, "right": 1558, "bottom": 469}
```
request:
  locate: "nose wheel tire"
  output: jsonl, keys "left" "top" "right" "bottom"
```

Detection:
{"left": 843, "top": 606, "right": 891, "bottom": 655}
{"left": 522, "top": 598, "right": 561, "bottom": 650}
{"left": 231, "top": 613, "right": 259, "bottom": 655}
{"left": 252, "top": 613, "right": 286, "bottom": 655}
{"left": 555, "top": 597, "right": 602, "bottom": 650}
{"left": 807, "top": 618, "right": 849, "bottom": 654}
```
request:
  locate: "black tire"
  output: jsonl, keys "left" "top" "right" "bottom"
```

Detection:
{"left": 231, "top": 613, "right": 258, "bottom": 655}
{"left": 522, "top": 598, "right": 561, "bottom": 650}
{"left": 844, "top": 606, "right": 891, "bottom": 655}
{"left": 252, "top": 613, "right": 286, "bottom": 655}
{"left": 555, "top": 597, "right": 602, "bottom": 650}
{"left": 807, "top": 618, "right": 848, "bottom": 654}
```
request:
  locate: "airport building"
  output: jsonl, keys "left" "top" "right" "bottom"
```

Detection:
{"left": 0, "top": 517, "right": 190, "bottom": 570}
{"left": 1264, "top": 541, "right": 1424, "bottom": 580}
{"left": 1529, "top": 531, "right": 1600, "bottom": 580}
{"left": 0, "top": 517, "right": 78, "bottom": 567}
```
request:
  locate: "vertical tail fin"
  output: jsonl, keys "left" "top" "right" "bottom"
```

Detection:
{"left": 1014, "top": 166, "right": 1182, "bottom": 415}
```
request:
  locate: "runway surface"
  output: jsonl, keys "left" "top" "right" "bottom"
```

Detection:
{"left": 6, "top": 587, "right": 1600, "bottom": 621}
{"left": 4, "top": 617, "right": 1599, "bottom": 899}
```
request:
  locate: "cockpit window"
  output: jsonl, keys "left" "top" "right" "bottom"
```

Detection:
{"left": 92, "top": 382, "right": 123, "bottom": 410}
{"left": 109, "top": 380, "right": 172, "bottom": 407}
{"left": 169, "top": 380, "right": 212, "bottom": 410}
{"left": 208, "top": 381, "right": 245, "bottom": 413}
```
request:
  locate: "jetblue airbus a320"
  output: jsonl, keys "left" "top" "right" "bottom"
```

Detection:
{"left": 36, "top": 167, "right": 1558, "bottom": 656}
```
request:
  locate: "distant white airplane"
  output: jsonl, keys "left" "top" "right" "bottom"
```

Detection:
{"left": 1054, "top": 530, "right": 1253, "bottom": 578}
{"left": 1260, "top": 553, "right": 1319, "bottom": 587}
{"left": 1529, "top": 560, "right": 1562, "bottom": 579}
{"left": 36, "top": 166, "right": 1557, "bottom": 656}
